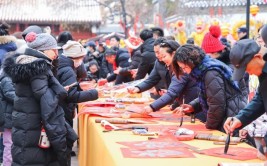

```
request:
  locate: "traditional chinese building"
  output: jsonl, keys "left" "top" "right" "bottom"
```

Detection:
{"left": 153, "top": 0, "right": 267, "bottom": 30}
{"left": 0, "top": 0, "right": 102, "bottom": 39}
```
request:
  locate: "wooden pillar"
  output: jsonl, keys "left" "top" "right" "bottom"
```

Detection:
{"left": 15, "top": 23, "right": 18, "bottom": 31}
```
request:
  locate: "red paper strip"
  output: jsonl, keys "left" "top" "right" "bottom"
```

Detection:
{"left": 117, "top": 139, "right": 194, "bottom": 150}
{"left": 83, "top": 102, "right": 116, "bottom": 107}
{"left": 153, "top": 114, "right": 192, "bottom": 123}
{"left": 200, "top": 147, "right": 258, "bottom": 161}
{"left": 121, "top": 148, "right": 195, "bottom": 158}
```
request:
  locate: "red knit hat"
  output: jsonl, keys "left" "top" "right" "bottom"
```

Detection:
{"left": 201, "top": 25, "right": 225, "bottom": 53}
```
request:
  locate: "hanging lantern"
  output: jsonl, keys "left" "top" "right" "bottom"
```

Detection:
{"left": 250, "top": 5, "right": 259, "bottom": 17}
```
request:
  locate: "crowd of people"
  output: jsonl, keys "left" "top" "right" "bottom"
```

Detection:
{"left": 1, "top": 20, "right": 267, "bottom": 165}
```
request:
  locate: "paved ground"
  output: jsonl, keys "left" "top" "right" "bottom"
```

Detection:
{"left": 71, "top": 115, "right": 79, "bottom": 166}
{"left": 71, "top": 145, "right": 78, "bottom": 166}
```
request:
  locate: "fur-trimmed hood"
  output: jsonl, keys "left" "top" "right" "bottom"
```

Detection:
{"left": 3, "top": 50, "right": 52, "bottom": 82}
{"left": 0, "top": 35, "right": 16, "bottom": 45}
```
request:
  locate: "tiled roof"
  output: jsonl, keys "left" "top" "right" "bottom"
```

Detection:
{"left": 0, "top": 0, "right": 101, "bottom": 23}
{"left": 180, "top": 0, "right": 266, "bottom": 8}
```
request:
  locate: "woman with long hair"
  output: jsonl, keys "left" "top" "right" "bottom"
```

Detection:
{"left": 172, "top": 44, "right": 247, "bottom": 132}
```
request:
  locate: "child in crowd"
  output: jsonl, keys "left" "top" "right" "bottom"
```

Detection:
{"left": 87, "top": 61, "right": 100, "bottom": 82}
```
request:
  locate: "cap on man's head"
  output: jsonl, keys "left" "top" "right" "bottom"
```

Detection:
{"left": 237, "top": 27, "right": 248, "bottom": 33}
{"left": 105, "top": 49, "right": 117, "bottom": 56}
{"left": 230, "top": 39, "right": 261, "bottom": 81}
{"left": 86, "top": 41, "right": 96, "bottom": 47}
{"left": 25, "top": 32, "right": 60, "bottom": 51}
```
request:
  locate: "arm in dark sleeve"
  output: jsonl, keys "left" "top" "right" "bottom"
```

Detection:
{"left": 106, "top": 73, "right": 117, "bottom": 82}
{"left": 1, "top": 77, "right": 15, "bottom": 103}
{"left": 235, "top": 92, "right": 265, "bottom": 127}
{"left": 58, "top": 68, "right": 99, "bottom": 103}
{"left": 204, "top": 71, "right": 226, "bottom": 130}
{"left": 135, "top": 64, "right": 161, "bottom": 92}
{"left": 67, "top": 87, "right": 98, "bottom": 103}
{"left": 119, "top": 51, "right": 141, "bottom": 76}
{"left": 31, "top": 74, "right": 68, "bottom": 166}
{"left": 189, "top": 98, "right": 201, "bottom": 113}
{"left": 119, "top": 67, "right": 132, "bottom": 76}
{"left": 135, "top": 52, "right": 155, "bottom": 80}
{"left": 150, "top": 75, "right": 189, "bottom": 111}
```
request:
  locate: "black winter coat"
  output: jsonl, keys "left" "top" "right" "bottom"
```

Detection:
{"left": 135, "top": 38, "right": 156, "bottom": 80}
{"left": 100, "top": 57, "right": 113, "bottom": 78}
{"left": 190, "top": 70, "right": 248, "bottom": 131}
{"left": 99, "top": 47, "right": 113, "bottom": 78}
{"left": 136, "top": 60, "right": 168, "bottom": 92}
{"left": 150, "top": 74, "right": 199, "bottom": 111}
{"left": 4, "top": 51, "right": 77, "bottom": 166}
{"left": 106, "top": 49, "right": 132, "bottom": 85}
{"left": 58, "top": 55, "right": 98, "bottom": 126}
{"left": 119, "top": 47, "right": 142, "bottom": 76}
{"left": 0, "top": 73, "right": 15, "bottom": 129}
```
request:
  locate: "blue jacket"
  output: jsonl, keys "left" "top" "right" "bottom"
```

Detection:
{"left": 0, "top": 36, "right": 17, "bottom": 67}
{"left": 150, "top": 74, "right": 199, "bottom": 111}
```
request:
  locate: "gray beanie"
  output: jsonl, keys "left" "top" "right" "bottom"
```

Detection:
{"left": 22, "top": 25, "right": 42, "bottom": 39}
{"left": 25, "top": 32, "right": 60, "bottom": 51}
{"left": 62, "top": 40, "right": 86, "bottom": 58}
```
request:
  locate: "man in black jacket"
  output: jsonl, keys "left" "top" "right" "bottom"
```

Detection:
{"left": 224, "top": 39, "right": 267, "bottom": 136}
{"left": 100, "top": 48, "right": 132, "bottom": 85}
{"left": 58, "top": 41, "right": 99, "bottom": 127}
{"left": 99, "top": 43, "right": 113, "bottom": 78}
{"left": 151, "top": 27, "right": 164, "bottom": 39}
{"left": 135, "top": 29, "right": 156, "bottom": 80}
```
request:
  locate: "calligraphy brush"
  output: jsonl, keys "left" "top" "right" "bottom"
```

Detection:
{"left": 103, "top": 126, "right": 148, "bottom": 132}
{"left": 179, "top": 96, "right": 185, "bottom": 127}
{"left": 224, "top": 117, "right": 233, "bottom": 154}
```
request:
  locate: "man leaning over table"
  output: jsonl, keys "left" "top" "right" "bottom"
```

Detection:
{"left": 224, "top": 27, "right": 267, "bottom": 154}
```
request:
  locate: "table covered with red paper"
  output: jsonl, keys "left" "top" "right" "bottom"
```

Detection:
{"left": 77, "top": 98, "right": 264, "bottom": 166}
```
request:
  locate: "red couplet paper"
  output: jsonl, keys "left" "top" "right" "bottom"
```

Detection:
{"left": 117, "top": 139, "right": 195, "bottom": 150}
{"left": 153, "top": 114, "right": 192, "bottom": 123}
{"left": 200, "top": 147, "right": 258, "bottom": 161}
{"left": 121, "top": 148, "right": 196, "bottom": 158}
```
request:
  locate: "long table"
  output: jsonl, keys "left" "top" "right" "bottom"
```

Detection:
{"left": 78, "top": 103, "right": 264, "bottom": 166}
